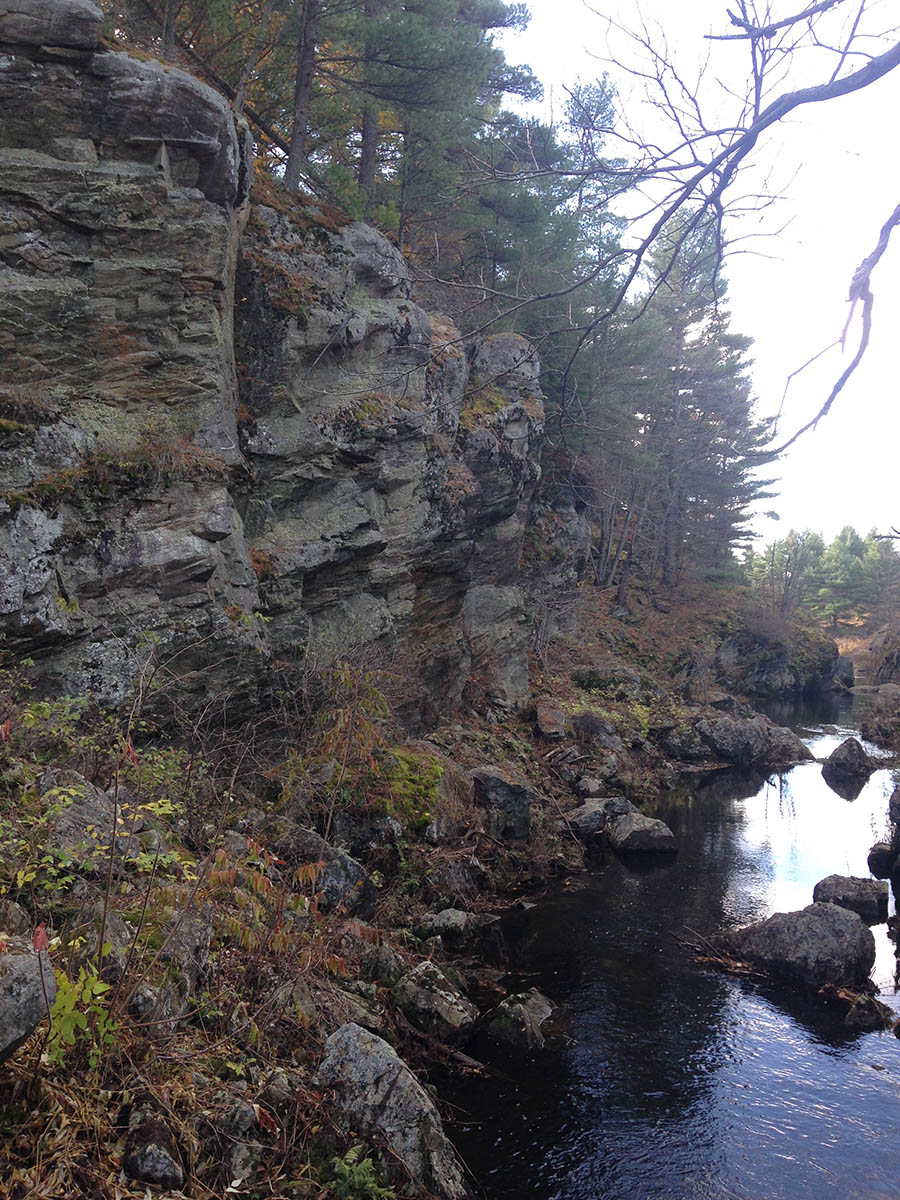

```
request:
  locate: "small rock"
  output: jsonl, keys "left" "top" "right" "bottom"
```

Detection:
{"left": 534, "top": 698, "right": 571, "bottom": 740}
{"left": 844, "top": 994, "right": 894, "bottom": 1031}
{"left": 812, "top": 875, "right": 888, "bottom": 924}
{"left": 0, "top": 899, "right": 31, "bottom": 937}
{"left": 415, "top": 909, "right": 502, "bottom": 956}
{"left": 391, "top": 962, "right": 478, "bottom": 1042}
{"left": 607, "top": 811, "right": 677, "bottom": 855}
{"left": 487, "top": 988, "right": 556, "bottom": 1051}
{"left": 123, "top": 1104, "right": 184, "bottom": 1191}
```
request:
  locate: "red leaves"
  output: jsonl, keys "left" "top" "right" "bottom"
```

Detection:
{"left": 32, "top": 923, "right": 50, "bottom": 952}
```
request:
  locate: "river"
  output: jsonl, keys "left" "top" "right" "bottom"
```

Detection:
{"left": 447, "top": 696, "right": 900, "bottom": 1199}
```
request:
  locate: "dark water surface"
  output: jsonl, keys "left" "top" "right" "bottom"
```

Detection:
{"left": 447, "top": 697, "right": 900, "bottom": 1199}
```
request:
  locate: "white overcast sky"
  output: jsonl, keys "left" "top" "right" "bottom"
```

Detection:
{"left": 500, "top": 0, "right": 900, "bottom": 544}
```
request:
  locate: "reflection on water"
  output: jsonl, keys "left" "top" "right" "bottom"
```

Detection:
{"left": 446, "top": 698, "right": 900, "bottom": 1200}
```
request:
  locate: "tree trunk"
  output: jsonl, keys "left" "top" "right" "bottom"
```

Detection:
{"left": 358, "top": 102, "right": 379, "bottom": 197}
{"left": 284, "top": 0, "right": 322, "bottom": 192}
{"left": 162, "top": 0, "right": 177, "bottom": 59}
{"left": 233, "top": 0, "right": 277, "bottom": 117}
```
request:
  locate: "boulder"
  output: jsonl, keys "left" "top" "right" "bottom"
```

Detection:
{"left": 0, "top": 899, "right": 31, "bottom": 937}
{"left": 867, "top": 842, "right": 897, "bottom": 880}
{"left": 486, "top": 988, "right": 556, "bottom": 1051}
{"left": 314, "top": 1023, "right": 470, "bottom": 1199}
{"left": 0, "top": 944, "right": 56, "bottom": 1064}
{"left": 471, "top": 766, "right": 534, "bottom": 842}
{"left": 812, "top": 875, "right": 888, "bottom": 924}
{"left": 391, "top": 962, "right": 478, "bottom": 1042}
{"left": 534, "top": 698, "right": 571, "bottom": 740}
{"left": 270, "top": 826, "right": 377, "bottom": 918}
{"left": 607, "top": 811, "right": 677, "bottom": 855}
{"left": 0, "top": 0, "right": 103, "bottom": 49}
{"left": 720, "top": 902, "right": 875, "bottom": 989}
{"left": 42, "top": 770, "right": 145, "bottom": 869}
{"left": 695, "top": 715, "right": 813, "bottom": 766}
{"left": 821, "top": 738, "right": 874, "bottom": 784}
{"left": 564, "top": 797, "right": 636, "bottom": 843}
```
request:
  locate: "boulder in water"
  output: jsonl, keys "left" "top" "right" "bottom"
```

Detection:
{"left": 720, "top": 902, "right": 875, "bottom": 989}
{"left": 607, "top": 811, "right": 677, "bottom": 855}
{"left": 486, "top": 988, "right": 557, "bottom": 1051}
{"left": 695, "top": 715, "right": 812, "bottom": 767}
{"left": 812, "top": 875, "right": 888, "bottom": 924}
{"left": 822, "top": 737, "right": 874, "bottom": 785}
{"left": 867, "top": 842, "right": 898, "bottom": 879}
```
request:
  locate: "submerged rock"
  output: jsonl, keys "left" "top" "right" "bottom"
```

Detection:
{"left": 391, "top": 962, "right": 478, "bottom": 1042}
{"left": 812, "top": 875, "right": 888, "bottom": 924}
{"left": 720, "top": 902, "right": 875, "bottom": 989}
{"left": 0, "top": 944, "right": 56, "bottom": 1064}
{"left": 487, "top": 988, "right": 557, "bottom": 1051}
{"left": 314, "top": 1023, "right": 470, "bottom": 1199}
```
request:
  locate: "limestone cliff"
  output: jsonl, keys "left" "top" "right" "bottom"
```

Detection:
{"left": 0, "top": 0, "right": 548, "bottom": 722}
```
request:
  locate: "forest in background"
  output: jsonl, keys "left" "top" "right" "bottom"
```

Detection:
{"left": 101, "top": 0, "right": 900, "bottom": 624}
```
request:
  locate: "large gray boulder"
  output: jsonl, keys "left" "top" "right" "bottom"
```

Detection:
{"left": 607, "top": 811, "right": 677, "bottom": 855}
{"left": 391, "top": 962, "right": 478, "bottom": 1042}
{"left": 812, "top": 875, "right": 888, "bottom": 924}
{"left": 0, "top": 944, "right": 56, "bottom": 1064}
{"left": 720, "top": 902, "right": 875, "bottom": 988}
{"left": 471, "top": 766, "right": 534, "bottom": 841}
{"left": 695, "top": 715, "right": 813, "bottom": 766}
{"left": 314, "top": 1023, "right": 470, "bottom": 1199}
{"left": 822, "top": 738, "right": 874, "bottom": 784}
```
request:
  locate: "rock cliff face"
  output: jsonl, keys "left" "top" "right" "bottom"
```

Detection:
{"left": 0, "top": 0, "right": 545, "bottom": 721}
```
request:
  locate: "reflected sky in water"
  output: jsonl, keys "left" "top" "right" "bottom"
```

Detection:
{"left": 445, "top": 698, "right": 900, "bottom": 1199}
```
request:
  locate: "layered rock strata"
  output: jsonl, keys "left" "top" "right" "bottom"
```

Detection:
{"left": 0, "top": 1, "right": 544, "bottom": 721}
